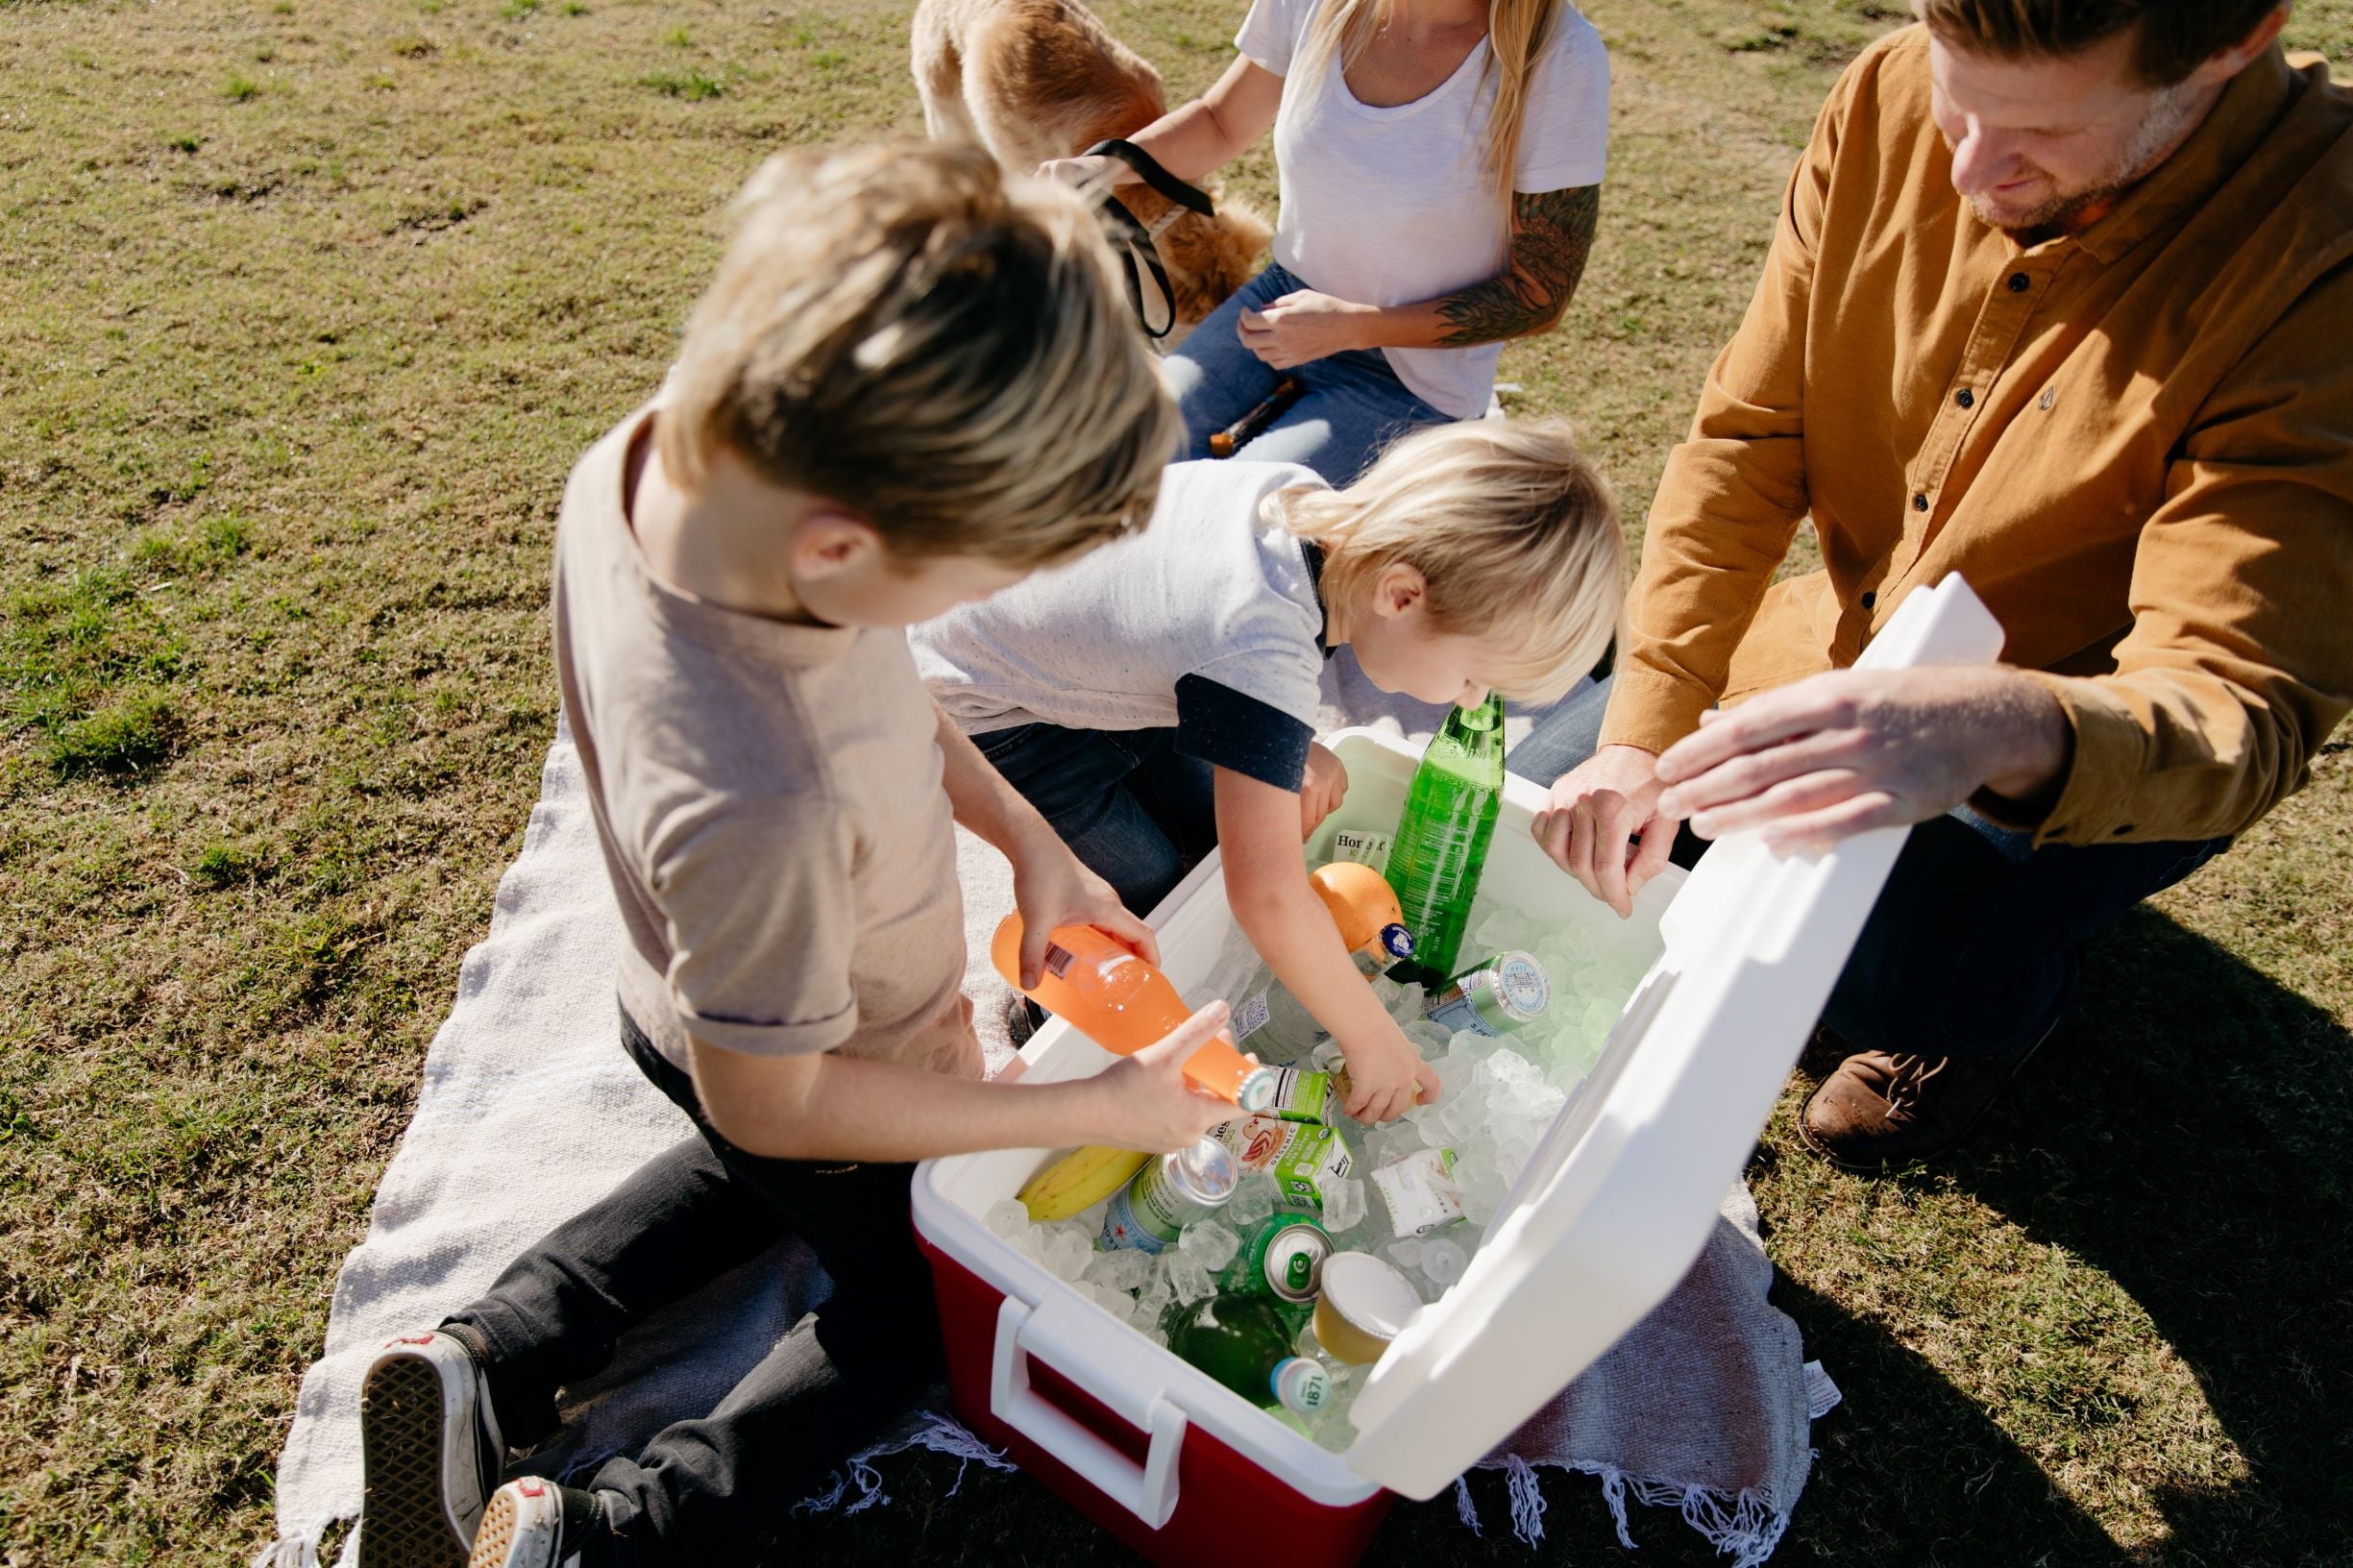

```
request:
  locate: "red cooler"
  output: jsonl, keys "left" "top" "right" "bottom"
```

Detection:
{"left": 915, "top": 578, "right": 2006, "bottom": 1564}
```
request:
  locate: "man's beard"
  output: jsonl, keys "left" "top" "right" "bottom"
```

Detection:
{"left": 1971, "top": 80, "right": 2206, "bottom": 235}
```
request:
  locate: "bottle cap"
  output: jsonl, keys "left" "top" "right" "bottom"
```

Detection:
{"left": 1234, "top": 1066, "right": 1279, "bottom": 1115}
{"left": 1270, "top": 1356, "right": 1332, "bottom": 1416}
{"left": 1378, "top": 922, "right": 1415, "bottom": 960}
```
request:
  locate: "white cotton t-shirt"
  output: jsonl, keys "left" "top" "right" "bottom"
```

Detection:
{"left": 1236, "top": 0, "right": 1610, "bottom": 419}
{"left": 911, "top": 459, "right": 1335, "bottom": 793}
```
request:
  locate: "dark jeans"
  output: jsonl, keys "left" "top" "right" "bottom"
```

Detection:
{"left": 446, "top": 1009, "right": 942, "bottom": 1565}
{"left": 973, "top": 722, "right": 1219, "bottom": 919}
{"left": 1507, "top": 674, "right": 2231, "bottom": 1060}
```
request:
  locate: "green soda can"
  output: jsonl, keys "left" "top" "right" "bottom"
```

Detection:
{"left": 1384, "top": 695, "right": 1506, "bottom": 987}
{"left": 1424, "top": 951, "right": 1551, "bottom": 1037}
{"left": 1100, "top": 1135, "right": 1238, "bottom": 1255}
{"left": 1218, "top": 1213, "right": 1334, "bottom": 1319}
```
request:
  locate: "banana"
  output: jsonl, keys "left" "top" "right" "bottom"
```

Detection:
{"left": 1017, "top": 1144, "right": 1152, "bottom": 1222}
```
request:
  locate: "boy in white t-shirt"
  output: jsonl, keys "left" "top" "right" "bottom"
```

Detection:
{"left": 348, "top": 146, "right": 1234, "bottom": 1568}
{"left": 1045, "top": 0, "right": 1612, "bottom": 481}
{"left": 914, "top": 417, "right": 1625, "bottom": 1122}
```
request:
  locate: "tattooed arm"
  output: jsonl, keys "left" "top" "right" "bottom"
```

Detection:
{"left": 1432, "top": 185, "right": 1602, "bottom": 345}
{"left": 1236, "top": 185, "right": 1603, "bottom": 368}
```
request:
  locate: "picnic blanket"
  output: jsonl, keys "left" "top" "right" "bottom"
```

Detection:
{"left": 256, "top": 660, "right": 1833, "bottom": 1568}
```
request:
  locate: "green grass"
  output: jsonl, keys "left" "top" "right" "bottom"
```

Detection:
{"left": 0, "top": 2, "right": 2346, "bottom": 1564}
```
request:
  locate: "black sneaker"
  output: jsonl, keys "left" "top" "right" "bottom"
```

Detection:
{"left": 467, "top": 1479, "right": 614, "bottom": 1568}
{"left": 358, "top": 1329, "right": 505, "bottom": 1566}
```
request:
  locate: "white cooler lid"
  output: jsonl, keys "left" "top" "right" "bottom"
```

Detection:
{"left": 1344, "top": 575, "right": 2007, "bottom": 1499}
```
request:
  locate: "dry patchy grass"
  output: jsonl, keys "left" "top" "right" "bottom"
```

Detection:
{"left": 1, "top": 1, "right": 2347, "bottom": 1563}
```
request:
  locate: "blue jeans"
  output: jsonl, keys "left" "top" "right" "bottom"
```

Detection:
{"left": 1161, "top": 262, "right": 1453, "bottom": 485}
{"left": 1507, "top": 674, "right": 2231, "bottom": 1061}
{"left": 974, "top": 723, "right": 1219, "bottom": 920}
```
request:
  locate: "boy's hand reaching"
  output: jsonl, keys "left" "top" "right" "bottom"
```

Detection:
{"left": 1089, "top": 1001, "right": 1244, "bottom": 1152}
{"left": 1337, "top": 1017, "right": 1442, "bottom": 1124}
{"left": 1009, "top": 826, "right": 1158, "bottom": 990}
{"left": 1300, "top": 742, "right": 1349, "bottom": 839}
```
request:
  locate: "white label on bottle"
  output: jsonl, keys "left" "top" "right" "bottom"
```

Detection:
{"left": 1233, "top": 992, "right": 1272, "bottom": 1041}
{"left": 1330, "top": 827, "right": 1392, "bottom": 872}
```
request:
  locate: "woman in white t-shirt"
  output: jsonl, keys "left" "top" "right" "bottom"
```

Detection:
{"left": 1048, "top": 0, "right": 1609, "bottom": 483}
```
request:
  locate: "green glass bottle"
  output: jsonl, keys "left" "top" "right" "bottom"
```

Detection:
{"left": 1384, "top": 693, "right": 1506, "bottom": 986}
{"left": 1161, "top": 1292, "right": 1331, "bottom": 1425}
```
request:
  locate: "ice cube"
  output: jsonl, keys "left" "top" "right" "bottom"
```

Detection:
{"left": 1321, "top": 1176, "right": 1366, "bottom": 1234}
{"left": 986, "top": 1198, "right": 1031, "bottom": 1238}
{"left": 1472, "top": 908, "right": 1540, "bottom": 954}
{"left": 1385, "top": 983, "right": 1425, "bottom": 1026}
{"left": 1385, "top": 1237, "right": 1425, "bottom": 1268}
{"left": 1178, "top": 1217, "right": 1241, "bottom": 1270}
{"left": 1086, "top": 1247, "right": 1153, "bottom": 1294}
{"left": 1404, "top": 1020, "right": 1452, "bottom": 1053}
{"left": 1369, "top": 976, "right": 1405, "bottom": 1010}
{"left": 1164, "top": 1250, "right": 1215, "bottom": 1303}
{"left": 1420, "top": 1237, "right": 1467, "bottom": 1286}
{"left": 1227, "top": 1174, "right": 1277, "bottom": 1227}
{"left": 1135, "top": 1270, "right": 1174, "bottom": 1324}
{"left": 1044, "top": 1228, "right": 1093, "bottom": 1282}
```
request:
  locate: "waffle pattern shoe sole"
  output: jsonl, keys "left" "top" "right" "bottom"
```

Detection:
{"left": 358, "top": 1333, "right": 502, "bottom": 1568}
{"left": 467, "top": 1479, "right": 609, "bottom": 1568}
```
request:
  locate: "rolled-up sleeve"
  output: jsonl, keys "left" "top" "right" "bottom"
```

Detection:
{"left": 1998, "top": 262, "right": 2353, "bottom": 845}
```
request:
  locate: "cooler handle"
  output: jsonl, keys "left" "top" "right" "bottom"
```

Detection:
{"left": 991, "top": 1294, "right": 1188, "bottom": 1529}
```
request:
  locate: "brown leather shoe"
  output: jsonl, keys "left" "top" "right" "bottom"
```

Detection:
{"left": 1798, "top": 1024, "right": 2056, "bottom": 1172}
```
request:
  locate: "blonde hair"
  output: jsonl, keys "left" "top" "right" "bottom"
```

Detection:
{"left": 1295, "top": 0, "right": 1561, "bottom": 218}
{"left": 659, "top": 143, "right": 1182, "bottom": 567}
{"left": 1268, "top": 418, "right": 1623, "bottom": 705}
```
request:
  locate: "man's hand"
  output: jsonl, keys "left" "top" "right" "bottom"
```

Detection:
{"left": 1009, "top": 825, "right": 1159, "bottom": 990}
{"left": 1532, "top": 744, "right": 1675, "bottom": 919}
{"left": 1335, "top": 1015, "right": 1442, "bottom": 1124}
{"left": 1300, "top": 742, "right": 1349, "bottom": 840}
{"left": 1654, "top": 666, "right": 2070, "bottom": 852}
{"left": 1238, "top": 290, "right": 1374, "bottom": 369}
{"left": 1087, "top": 1001, "right": 1247, "bottom": 1152}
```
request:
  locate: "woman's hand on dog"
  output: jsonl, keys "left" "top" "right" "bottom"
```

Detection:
{"left": 1238, "top": 289, "right": 1375, "bottom": 369}
{"left": 1036, "top": 155, "right": 1133, "bottom": 193}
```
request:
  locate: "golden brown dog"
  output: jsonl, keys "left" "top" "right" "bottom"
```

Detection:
{"left": 912, "top": 0, "right": 1271, "bottom": 344}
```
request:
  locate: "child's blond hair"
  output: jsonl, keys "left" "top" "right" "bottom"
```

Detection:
{"left": 1268, "top": 418, "right": 1625, "bottom": 705}
{"left": 659, "top": 143, "right": 1181, "bottom": 567}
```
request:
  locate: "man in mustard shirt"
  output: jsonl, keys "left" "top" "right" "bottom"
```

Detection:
{"left": 1516, "top": 1, "right": 2351, "bottom": 1168}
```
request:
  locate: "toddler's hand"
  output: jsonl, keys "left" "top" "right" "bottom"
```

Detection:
{"left": 1337, "top": 1017, "right": 1441, "bottom": 1124}
{"left": 1090, "top": 1001, "right": 1242, "bottom": 1152}
{"left": 1299, "top": 742, "right": 1348, "bottom": 840}
{"left": 1010, "top": 828, "right": 1158, "bottom": 990}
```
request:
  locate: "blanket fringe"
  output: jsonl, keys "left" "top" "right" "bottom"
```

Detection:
{"left": 1453, "top": 1475, "right": 1483, "bottom": 1536}
{"left": 1454, "top": 1460, "right": 1792, "bottom": 1568}
{"left": 791, "top": 1411, "right": 1015, "bottom": 1518}
{"left": 248, "top": 1534, "right": 320, "bottom": 1568}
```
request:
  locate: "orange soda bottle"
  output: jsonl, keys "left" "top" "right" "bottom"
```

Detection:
{"left": 992, "top": 915, "right": 1279, "bottom": 1114}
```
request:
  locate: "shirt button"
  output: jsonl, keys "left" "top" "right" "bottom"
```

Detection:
{"left": 1955, "top": 388, "right": 1975, "bottom": 408}
{"left": 2008, "top": 272, "right": 2031, "bottom": 292}
{"left": 1861, "top": 591, "right": 1876, "bottom": 609}
{"left": 1913, "top": 493, "right": 1930, "bottom": 512}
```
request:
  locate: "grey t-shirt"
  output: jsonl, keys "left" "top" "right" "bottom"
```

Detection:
{"left": 552, "top": 403, "right": 978, "bottom": 1077}
{"left": 911, "top": 459, "right": 1333, "bottom": 791}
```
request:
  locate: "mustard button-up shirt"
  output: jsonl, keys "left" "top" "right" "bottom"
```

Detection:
{"left": 1602, "top": 29, "right": 2353, "bottom": 845}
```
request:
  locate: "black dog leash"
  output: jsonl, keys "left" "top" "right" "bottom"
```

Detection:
{"left": 1082, "top": 138, "right": 1216, "bottom": 340}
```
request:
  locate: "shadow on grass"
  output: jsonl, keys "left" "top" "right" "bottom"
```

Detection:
{"left": 1775, "top": 906, "right": 2353, "bottom": 1566}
